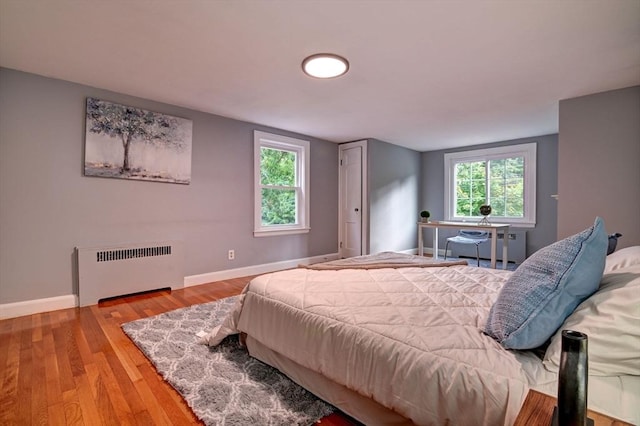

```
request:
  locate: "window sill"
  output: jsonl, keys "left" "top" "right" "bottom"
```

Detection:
{"left": 253, "top": 227, "right": 310, "bottom": 237}
{"left": 447, "top": 218, "right": 536, "bottom": 228}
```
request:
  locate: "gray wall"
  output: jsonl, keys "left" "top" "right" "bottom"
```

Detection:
{"left": 0, "top": 68, "right": 338, "bottom": 304}
{"left": 558, "top": 86, "right": 640, "bottom": 247}
{"left": 420, "top": 134, "right": 559, "bottom": 257}
{"left": 367, "top": 139, "right": 421, "bottom": 253}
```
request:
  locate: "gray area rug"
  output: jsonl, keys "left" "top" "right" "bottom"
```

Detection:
{"left": 122, "top": 296, "right": 335, "bottom": 425}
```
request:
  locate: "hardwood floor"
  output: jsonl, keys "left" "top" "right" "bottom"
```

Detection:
{"left": 0, "top": 277, "right": 359, "bottom": 425}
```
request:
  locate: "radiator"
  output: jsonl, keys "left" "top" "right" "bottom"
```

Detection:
{"left": 451, "top": 230, "right": 526, "bottom": 263}
{"left": 76, "top": 241, "right": 184, "bottom": 306}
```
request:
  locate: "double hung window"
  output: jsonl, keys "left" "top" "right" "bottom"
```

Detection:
{"left": 254, "top": 131, "right": 310, "bottom": 236}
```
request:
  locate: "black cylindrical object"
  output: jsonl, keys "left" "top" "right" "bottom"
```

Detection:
{"left": 557, "top": 330, "right": 589, "bottom": 426}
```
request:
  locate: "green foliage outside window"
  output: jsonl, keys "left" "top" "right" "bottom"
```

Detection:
{"left": 260, "top": 147, "right": 297, "bottom": 225}
{"left": 261, "top": 188, "right": 296, "bottom": 225}
{"left": 455, "top": 157, "right": 525, "bottom": 218}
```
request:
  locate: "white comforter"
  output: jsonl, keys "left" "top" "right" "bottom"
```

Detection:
{"left": 203, "top": 265, "right": 555, "bottom": 425}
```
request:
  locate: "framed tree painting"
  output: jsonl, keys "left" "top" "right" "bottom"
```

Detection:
{"left": 84, "top": 98, "right": 193, "bottom": 184}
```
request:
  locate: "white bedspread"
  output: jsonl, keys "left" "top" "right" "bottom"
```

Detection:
{"left": 203, "top": 265, "right": 559, "bottom": 425}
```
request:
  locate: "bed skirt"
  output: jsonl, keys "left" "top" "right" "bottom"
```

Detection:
{"left": 246, "top": 335, "right": 415, "bottom": 425}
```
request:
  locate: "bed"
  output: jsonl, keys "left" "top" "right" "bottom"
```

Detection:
{"left": 202, "top": 224, "right": 640, "bottom": 425}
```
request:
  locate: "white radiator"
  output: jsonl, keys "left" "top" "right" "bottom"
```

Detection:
{"left": 451, "top": 230, "right": 526, "bottom": 263}
{"left": 76, "top": 241, "right": 184, "bottom": 306}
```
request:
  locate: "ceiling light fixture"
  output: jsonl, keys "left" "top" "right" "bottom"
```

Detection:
{"left": 302, "top": 53, "right": 349, "bottom": 79}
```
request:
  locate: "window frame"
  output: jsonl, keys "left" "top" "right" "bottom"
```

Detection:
{"left": 444, "top": 143, "right": 537, "bottom": 227}
{"left": 254, "top": 130, "right": 310, "bottom": 237}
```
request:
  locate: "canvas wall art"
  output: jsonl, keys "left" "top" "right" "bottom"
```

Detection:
{"left": 84, "top": 98, "right": 193, "bottom": 184}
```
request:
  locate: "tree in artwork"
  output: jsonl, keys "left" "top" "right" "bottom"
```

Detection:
{"left": 84, "top": 98, "right": 192, "bottom": 184}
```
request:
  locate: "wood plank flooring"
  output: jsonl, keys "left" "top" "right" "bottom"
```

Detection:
{"left": 0, "top": 277, "right": 359, "bottom": 425}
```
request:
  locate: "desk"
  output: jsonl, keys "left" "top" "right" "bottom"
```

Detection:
{"left": 418, "top": 221, "right": 510, "bottom": 269}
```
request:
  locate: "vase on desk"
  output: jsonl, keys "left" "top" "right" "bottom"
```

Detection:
{"left": 553, "top": 330, "right": 592, "bottom": 426}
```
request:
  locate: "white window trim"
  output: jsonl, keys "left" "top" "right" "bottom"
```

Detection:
{"left": 444, "top": 143, "right": 537, "bottom": 227}
{"left": 254, "top": 131, "right": 310, "bottom": 237}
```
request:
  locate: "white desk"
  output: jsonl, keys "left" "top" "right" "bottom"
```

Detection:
{"left": 418, "top": 221, "right": 510, "bottom": 269}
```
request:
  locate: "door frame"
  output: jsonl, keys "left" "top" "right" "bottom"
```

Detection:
{"left": 338, "top": 140, "right": 368, "bottom": 257}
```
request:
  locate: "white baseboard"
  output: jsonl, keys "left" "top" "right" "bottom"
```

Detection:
{"left": 0, "top": 253, "right": 341, "bottom": 319}
{"left": 397, "top": 248, "right": 418, "bottom": 255}
{"left": 184, "top": 252, "right": 341, "bottom": 287}
{"left": 0, "top": 294, "right": 78, "bottom": 320}
{"left": 418, "top": 247, "right": 449, "bottom": 257}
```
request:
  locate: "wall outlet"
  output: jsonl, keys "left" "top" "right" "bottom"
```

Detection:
{"left": 228, "top": 249, "right": 235, "bottom": 260}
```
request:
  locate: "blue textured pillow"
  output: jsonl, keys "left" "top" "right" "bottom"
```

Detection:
{"left": 484, "top": 217, "right": 607, "bottom": 349}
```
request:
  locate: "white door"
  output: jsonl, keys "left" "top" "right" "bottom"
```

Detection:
{"left": 339, "top": 142, "right": 366, "bottom": 258}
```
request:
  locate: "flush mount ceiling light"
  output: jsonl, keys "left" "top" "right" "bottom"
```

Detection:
{"left": 302, "top": 53, "right": 349, "bottom": 79}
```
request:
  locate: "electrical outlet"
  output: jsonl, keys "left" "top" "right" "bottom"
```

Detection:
{"left": 228, "top": 249, "right": 235, "bottom": 260}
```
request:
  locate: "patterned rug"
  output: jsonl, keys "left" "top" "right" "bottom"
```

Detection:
{"left": 122, "top": 296, "right": 334, "bottom": 425}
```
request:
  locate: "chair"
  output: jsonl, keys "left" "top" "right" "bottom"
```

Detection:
{"left": 444, "top": 230, "right": 489, "bottom": 267}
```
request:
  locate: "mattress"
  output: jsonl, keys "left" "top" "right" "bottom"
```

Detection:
{"left": 203, "top": 264, "right": 639, "bottom": 425}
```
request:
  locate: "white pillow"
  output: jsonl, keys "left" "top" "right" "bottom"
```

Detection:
{"left": 543, "top": 263, "right": 640, "bottom": 376}
{"left": 604, "top": 245, "right": 640, "bottom": 273}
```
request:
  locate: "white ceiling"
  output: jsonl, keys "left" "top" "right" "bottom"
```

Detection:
{"left": 1, "top": 0, "right": 639, "bottom": 152}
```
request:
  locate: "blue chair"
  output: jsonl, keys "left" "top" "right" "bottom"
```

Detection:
{"left": 444, "top": 230, "right": 489, "bottom": 266}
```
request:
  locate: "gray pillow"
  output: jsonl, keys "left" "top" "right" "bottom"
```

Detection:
{"left": 484, "top": 217, "right": 607, "bottom": 349}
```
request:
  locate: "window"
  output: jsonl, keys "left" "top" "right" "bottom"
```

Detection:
{"left": 254, "top": 131, "right": 310, "bottom": 236}
{"left": 444, "top": 143, "right": 536, "bottom": 227}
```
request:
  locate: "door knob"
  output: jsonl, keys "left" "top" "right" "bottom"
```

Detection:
{"left": 355, "top": 208, "right": 359, "bottom": 212}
